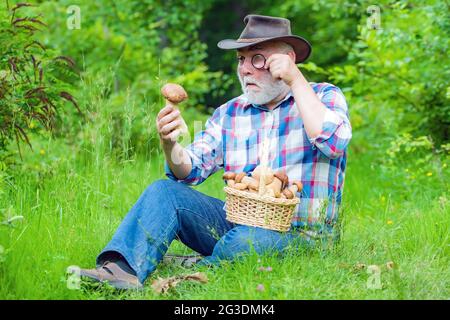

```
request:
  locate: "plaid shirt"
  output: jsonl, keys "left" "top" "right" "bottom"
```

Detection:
{"left": 166, "top": 82, "right": 352, "bottom": 237}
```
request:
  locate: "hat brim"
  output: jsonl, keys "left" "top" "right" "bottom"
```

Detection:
{"left": 217, "top": 36, "right": 312, "bottom": 63}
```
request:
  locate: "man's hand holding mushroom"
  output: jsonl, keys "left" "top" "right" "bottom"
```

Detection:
{"left": 157, "top": 105, "right": 184, "bottom": 145}
{"left": 157, "top": 83, "right": 189, "bottom": 144}
{"left": 156, "top": 83, "right": 192, "bottom": 180}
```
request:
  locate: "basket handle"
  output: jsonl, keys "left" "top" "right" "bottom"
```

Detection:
{"left": 258, "top": 138, "right": 270, "bottom": 196}
{"left": 258, "top": 168, "right": 265, "bottom": 196}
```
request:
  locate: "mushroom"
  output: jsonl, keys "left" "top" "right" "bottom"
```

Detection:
{"left": 233, "top": 182, "right": 248, "bottom": 191}
{"left": 241, "top": 176, "right": 259, "bottom": 190}
{"left": 264, "top": 172, "right": 287, "bottom": 198}
{"left": 223, "top": 172, "right": 236, "bottom": 187}
{"left": 235, "top": 172, "right": 247, "bottom": 183}
{"left": 263, "top": 172, "right": 287, "bottom": 198}
{"left": 160, "top": 83, "right": 189, "bottom": 134}
{"left": 274, "top": 172, "right": 289, "bottom": 190}
{"left": 288, "top": 181, "right": 303, "bottom": 195}
{"left": 282, "top": 188, "right": 294, "bottom": 199}
{"left": 251, "top": 165, "right": 274, "bottom": 185}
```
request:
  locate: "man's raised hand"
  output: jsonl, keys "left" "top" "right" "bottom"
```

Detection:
{"left": 265, "top": 53, "right": 302, "bottom": 87}
{"left": 156, "top": 105, "right": 183, "bottom": 144}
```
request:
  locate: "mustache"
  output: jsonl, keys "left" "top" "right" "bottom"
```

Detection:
{"left": 241, "top": 75, "right": 283, "bottom": 87}
{"left": 237, "top": 71, "right": 289, "bottom": 105}
{"left": 242, "top": 76, "right": 261, "bottom": 86}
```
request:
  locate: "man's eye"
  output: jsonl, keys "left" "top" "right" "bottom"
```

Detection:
{"left": 237, "top": 56, "right": 245, "bottom": 64}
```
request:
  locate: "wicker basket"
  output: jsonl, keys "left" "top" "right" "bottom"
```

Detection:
{"left": 224, "top": 186, "right": 300, "bottom": 232}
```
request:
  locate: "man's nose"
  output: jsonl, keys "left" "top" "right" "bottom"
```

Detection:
{"left": 239, "top": 57, "right": 254, "bottom": 76}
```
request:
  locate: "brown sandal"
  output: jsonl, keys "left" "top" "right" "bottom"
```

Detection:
{"left": 78, "top": 261, "right": 143, "bottom": 290}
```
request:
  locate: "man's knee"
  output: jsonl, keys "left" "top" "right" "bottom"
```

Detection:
{"left": 144, "top": 179, "right": 187, "bottom": 196}
{"left": 213, "top": 226, "right": 278, "bottom": 260}
{"left": 147, "top": 178, "right": 177, "bottom": 190}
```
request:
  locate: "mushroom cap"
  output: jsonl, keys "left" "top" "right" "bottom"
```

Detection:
{"left": 161, "top": 83, "right": 188, "bottom": 103}
{"left": 282, "top": 188, "right": 294, "bottom": 199}
{"left": 223, "top": 172, "right": 236, "bottom": 180}
{"left": 274, "top": 172, "right": 289, "bottom": 189}
{"left": 235, "top": 172, "right": 247, "bottom": 183}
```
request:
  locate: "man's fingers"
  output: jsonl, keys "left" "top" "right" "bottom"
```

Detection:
{"left": 265, "top": 54, "right": 282, "bottom": 69}
{"left": 157, "top": 105, "right": 174, "bottom": 120}
{"left": 158, "top": 109, "right": 180, "bottom": 128}
{"left": 165, "top": 129, "right": 181, "bottom": 142}
{"left": 269, "top": 65, "right": 281, "bottom": 79}
{"left": 160, "top": 119, "right": 181, "bottom": 135}
{"left": 265, "top": 54, "right": 289, "bottom": 69}
{"left": 264, "top": 56, "right": 273, "bottom": 69}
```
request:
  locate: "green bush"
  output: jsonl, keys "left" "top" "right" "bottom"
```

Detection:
{"left": 330, "top": 0, "right": 449, "bottom": 149}
{"left": 380, "top": 134, "right": 449, "bottom": 199}
{"left": 36, "top": 0, "right": 228, "bottom": 159}
{"left": 0, "top": 2, "right": 79, "bottom": 161}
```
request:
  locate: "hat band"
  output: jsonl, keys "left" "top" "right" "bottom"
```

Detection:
{"left": 237, "top": 37, "right": 270, "bottom": 43}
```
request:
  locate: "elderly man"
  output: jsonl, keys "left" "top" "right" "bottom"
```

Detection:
{"left": 79, "top": 14, "right": 352, "bottom": 290}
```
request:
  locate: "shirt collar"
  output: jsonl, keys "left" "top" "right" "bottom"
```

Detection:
{"left": 242, "top": 91, "right": 294, "bottom": 111}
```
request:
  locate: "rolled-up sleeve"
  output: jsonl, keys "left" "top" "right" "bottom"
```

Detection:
{"left": 165, "top": 110, "right": 223, "bottom": 185}
{"left": 309, "top": 85, "right": 352, "bottom": 159}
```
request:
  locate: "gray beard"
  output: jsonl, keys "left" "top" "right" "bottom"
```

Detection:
{"left": 237, "top": 70, "right": 289, "bottom": 105}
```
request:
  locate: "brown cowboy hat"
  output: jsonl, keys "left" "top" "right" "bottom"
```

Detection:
{"left": 217, "top": 14, "right": 312, "bottom": 63}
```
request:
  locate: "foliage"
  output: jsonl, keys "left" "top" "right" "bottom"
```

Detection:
{"left": 0, "top": 1, "right": 79, "bottom": 160}
{"left": 0, "top": 0, "right": 449, "bottom": 301}
{"left": 31, "top": 0, "right": 228, "bottom": 158}
{"left": 380, "top": 134, "right": 449, "bottom": 199}
{"left": 330, "top": 0, "right": 450, "bottom": 149}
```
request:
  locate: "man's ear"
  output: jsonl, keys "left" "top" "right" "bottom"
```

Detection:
{"left": 287, "top": 50, "right": 296, "bottom": 63}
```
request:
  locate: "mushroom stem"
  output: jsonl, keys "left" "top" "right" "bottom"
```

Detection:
{"left": 241, "top": 176, "right": 259, "bottom": 190}
{"left": 265, "top": 177, "right": 282, "bottom": 198}
{"left": 288, "top": 181, "right": 303, "bottom": 196}
{"left": 233, "top": 182, "right": 248, "bottom": 190}
{"left": 282, "top": 188, "right": 294, "bottom": 199}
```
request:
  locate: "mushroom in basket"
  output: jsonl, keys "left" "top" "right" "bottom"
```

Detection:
{"left": 222, "top": 165, "right": 301, "bottom": 200}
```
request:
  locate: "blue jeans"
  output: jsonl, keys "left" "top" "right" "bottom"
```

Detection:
{"left": 97, "top": 179, "right": 318, "bottom": 284}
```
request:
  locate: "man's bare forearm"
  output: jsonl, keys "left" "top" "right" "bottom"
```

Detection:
{"left": 291, "top": 74, "right": 327, "bottom": 139}
{"left": 265, "top": 53, "right": 326, "bottom": 139}
{"left": 161, "top": 141, "right": 192, "bottom": 180}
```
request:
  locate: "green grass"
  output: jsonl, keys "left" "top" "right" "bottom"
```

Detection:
{"left": 0, "top": 136, "right": 448, "bottom": 300}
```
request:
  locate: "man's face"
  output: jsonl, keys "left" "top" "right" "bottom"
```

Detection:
{"left": 236, "top": 41, "right": 290, "bottom": 105}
